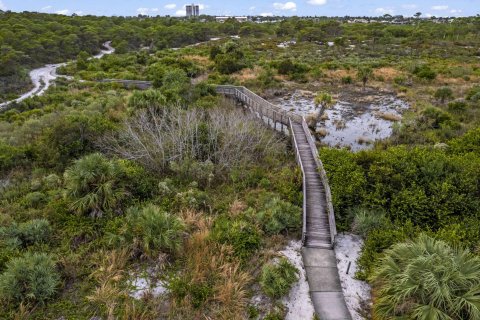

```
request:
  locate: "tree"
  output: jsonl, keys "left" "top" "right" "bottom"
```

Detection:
{"left": 372, "top": 234, "right": 480, "bottom": 320}
{"left": 76, "top": 51, "right": 90, "bottom": 70}
{"left": 434, "top": 87, "right": 454, "bottom": 104}
{"left": 64, "top": 153, "right": 126, "bottom": 217}
{"left": 314, "top": 91, "right": 335, "bottom": 117}
{"left": 414, "top": 12, "right": 422, "bottom": 19}
{"left": 357, "top": 66, "right": 373, "bottom": 90}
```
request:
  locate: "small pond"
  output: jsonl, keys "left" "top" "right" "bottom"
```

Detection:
{"left": 274, "top": 90, "right": 409, "bottom": 151}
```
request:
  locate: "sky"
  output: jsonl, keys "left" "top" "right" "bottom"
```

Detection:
{"left": 0, "top": 0, "right": 478, "bottom": 17}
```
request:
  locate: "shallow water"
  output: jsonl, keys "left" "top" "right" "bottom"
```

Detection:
{"left": 275, "top": 90, "right": 409, "bottom": 151}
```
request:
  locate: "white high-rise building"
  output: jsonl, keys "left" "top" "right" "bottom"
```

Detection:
{"left": 186, "top": 4, "right": 200, "bottom": 17}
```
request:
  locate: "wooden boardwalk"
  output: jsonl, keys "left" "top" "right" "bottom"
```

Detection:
{"left": 217, "top": 85, "right": 351, "bottom": 320}
{"left": 291, "top": 121, "right": 332, "bottom": 248}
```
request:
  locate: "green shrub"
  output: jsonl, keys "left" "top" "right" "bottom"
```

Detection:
{"left": 419, "top": 107, "right": 452, "bottom": 129}
{"left": 174, "top": 185, "right": 210, "bottom": 211}
{"left": 0, "top": 252, "right": 60, "bottom": 304}
{"left": 356, "top": 223, "right": 418, "bottom": 280}
{"left": 434, "top": 87, "right": 453, "bottom": 104}
{"left": 341, "top": 76, "right": 353, "bottom": 84}
{"left": 413, "top": 64, "right": 436, "bottom": 80}
{"left": 64, "top": 153, "right": 126, "bottom": 217}
{"left": 212, "top": 217, "right": 262, "bottom": 260}
{"left": 127, "top": 89, "right": 167, "bottom": 110}
{"left": 466, "top": 86, "right": 480, "bottom": 105}
{"left": 447, "top": 100, "right": 467, "bottom": 112}
{"left": 17, "top": 219, "right": 51, "bottom": 246}
{"left": 372, "top": 234, "right": 480, "bottom": 320}
{"left": 23, "top": 191, "right": 47, "bottom": 208}
{"left": 393, "top": 76, "right": 407, "bottom": 85}
{"left": 256, "top": 198, "right": 301, "bottom": 235}
{"left": 124, "top": 204, "right": 185, "bottom": 257}
{"left": 0, "top": 219, "right": 51, "bottom": 248}
{"left": 260, "top": 258, "right": 298, "bottom": 299}
{"left": 351, "top": 208, "right": 390, "bottom": 238}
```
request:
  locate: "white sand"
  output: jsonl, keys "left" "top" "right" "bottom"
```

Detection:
{"left": 281, "top": 240, "right": 316, "bottom": 320}
{"left": 128, "top": 268, "right": 168, "bottom": 300}
{"left": 335, "top": 233, "right": 371, "bottom": 320}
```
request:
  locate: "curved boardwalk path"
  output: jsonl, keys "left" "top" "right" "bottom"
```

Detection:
{"left": 216, "top": 85, "right": 351, "bottom": 320}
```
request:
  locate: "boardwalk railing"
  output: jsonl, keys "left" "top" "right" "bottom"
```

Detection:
{"left": 216, "top": 85, "right": 337, "bottom": 246}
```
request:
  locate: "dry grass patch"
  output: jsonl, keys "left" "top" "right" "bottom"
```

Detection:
{"left": 232, "top": 66, "right": 264, "bottom": 82}
{"left": 374, "top": 67, "right": 403, "bottom": 81}
{"left": 169, "top": 230, "right": 251, "bottom": 319}
{"left": 183, "top": 55, "right": 210, "bottom": 64}
{"left": 376, "top": 112, "right": 402, "bottom": 121}
{"left": 324, "top": 69, "right": 356, "bottom": 80}
{"left": 316, "top": 128, "right": 328, "bottom": 137}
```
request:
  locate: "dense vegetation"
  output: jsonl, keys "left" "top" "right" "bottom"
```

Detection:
{"left": 1, "top": 10, "right": 480, "bottom": 319}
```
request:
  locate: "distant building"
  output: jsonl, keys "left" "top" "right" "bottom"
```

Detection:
{"left": 215, "top": 16, "right": 248, "bottom": 23}
{"left": 186, "top": 4, "right": 200, "bottom": 17}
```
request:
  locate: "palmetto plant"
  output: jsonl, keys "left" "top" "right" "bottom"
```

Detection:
{"left": 372, "top": 234, "right": 480, "bottom": 320}
{"left": 314, "top": 91, "right": 335, "bottom": 117}
{"left": 126, "top": 204, "right": 185, "bottom": 258}
{"left": 64, "top": 153, "right": 126, "bottom": 217}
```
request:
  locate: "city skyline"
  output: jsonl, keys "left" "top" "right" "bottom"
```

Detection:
{"left": 0, "top": 0, "right": 477, "bottom": 17}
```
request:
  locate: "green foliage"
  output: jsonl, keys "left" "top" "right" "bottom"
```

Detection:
{"left": 213, "top": 42, "right": 248, "bottom": 74}
{"left": 447, "top": 100, "right": 467, "bottom": 112}
{"left": 419, "top": 106, "right": 453, "bottom": 129}
{"left": 357, "top": 66, "right": 373, "bottom": 88}
{"left": 256, "top": 198, "right": 301, "bottom": 235}
{"left": 434, "top": 86, "right": 453, "bottom": 104}
{"left": 320, "top": 148, "right": 366, "bottom": 229}
{"left": 356, "top": 223, "right": 418, "bottom": 280}
{"left": 128, "top": 89, "right": 167, "bottom": 110}
{"left": 63, "top": 153, "right": 126, "bottom": 217}
{"left": 449, "top": 128, "right": 480, "bottom": 155}
{"left": 260, "top": 258, "right": 298, "bottom": 299}
{"left": 122, "top": 204, "right": 184, "bottom": 257}
{"left": 174, "top": 185, "right": 211, "bottom": 211}
{"left": 212, "top": 217, "right": 262, "bottom": 260}
{"left": 372, "top": 234, "right": 480, "bottom": 320}
{"left": 0, "top": 252, "right": 60, "bottom": 305}
{"left": 351, "top": 208, "right": 390, "bottom": 238}
{"left": 341, "top": 75, "right": 353, "bottom": 84}
{"left": 413, "top": 64, "right": 437, "bottom": 80}
{"left": 0, "top": 219, "right": 51, "bottom": 249}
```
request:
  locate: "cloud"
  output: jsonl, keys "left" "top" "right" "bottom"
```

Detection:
{"left": 260, "top": 12, "right": 274, "bottom": 17}
{"left": 273, "top": 2, "right": 297, "bottom": 11}
{"left": 375, "top": 7, "right": 394, "bottom": 15}
{"left": 164, "top": 4, "right": 176, "bottom": 10}
{"left": 175, "top": 9, "right": 185, "bottom": 16}
{"left": 0, "top": 1, "right": 6, "bottom": 10}
{"left": 307, "top": 0, "right": 327, "bottom": 5}
{"left": 55, "top": 9, "right": 70, "bottom": 15}
{"left": 432, "top": 5, "right": 448, "bottom": 10}
{"left": 41, "top": 5, "right": 53, "bottom": 11}
{"left": 137, "top": 7, "right": 160, "bottom": 15}
{"left": 249, "top": 6, "right": 256, "bottom": 11}
{"left": 137, "top": 7, "right": 149, "bottom": 15}
{"left": 450, "top": 9, "right": 462, "bottom": 14}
